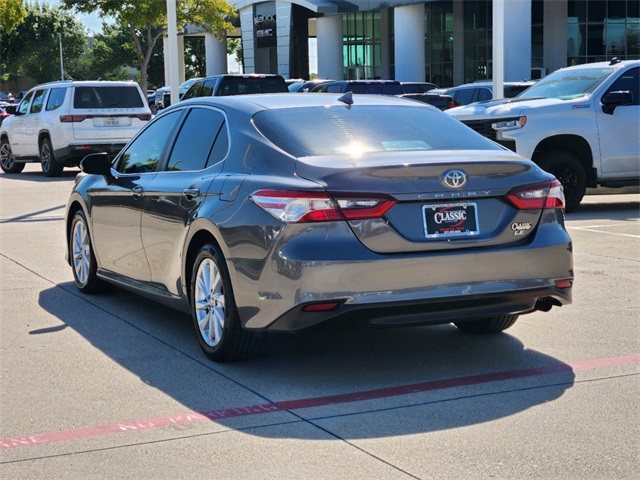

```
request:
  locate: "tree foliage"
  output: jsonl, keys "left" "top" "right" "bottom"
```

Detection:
{"left": 62, "top": 0, "right": 236, "bottom": 93}
{"left": 0, "top": 0, "right": 26, "bottom": 34}
{"left": 1, "top": 2, "right": 86, "bottom": 83}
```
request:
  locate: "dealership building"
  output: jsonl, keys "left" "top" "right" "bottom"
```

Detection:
{"left": 174, "top": 0, "right": 640, "bottom": 87}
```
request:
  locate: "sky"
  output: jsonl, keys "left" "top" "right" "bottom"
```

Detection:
{"left": 41, "top": 0, "right": 108, "bottom": 34}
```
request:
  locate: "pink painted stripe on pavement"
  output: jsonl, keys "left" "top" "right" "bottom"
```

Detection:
{"left": 1, "top": 354, "right": 638, "bottom": 450}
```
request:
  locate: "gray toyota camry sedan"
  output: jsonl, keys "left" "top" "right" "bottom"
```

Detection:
{"left": 66, "top": 93, "right": 573, "bottom": 362}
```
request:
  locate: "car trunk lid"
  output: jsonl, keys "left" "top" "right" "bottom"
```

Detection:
{"left": 295, "top": 150, "right": 556, "bottom": 254}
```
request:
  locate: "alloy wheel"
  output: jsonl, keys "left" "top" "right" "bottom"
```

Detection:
{"left": 41, "top": 142, "right": 51, "bottom": 173}
{"left": 195, "top": 258, "right": 226, "bottom": 347}
{"left": 72, "top": 219, "right": 91, "bottom": 286}
{"left": 0, "top": 142, "right": 14, "bottom": 170}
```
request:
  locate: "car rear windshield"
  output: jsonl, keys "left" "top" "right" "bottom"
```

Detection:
{"left": 218, "top": 78, "right": 288, "bottom": 96}
{"left": 253, "top": 106, "right": 501, "bottom": 157}
{"left": 73, "top": 86, "right": 144, "bottom": 109}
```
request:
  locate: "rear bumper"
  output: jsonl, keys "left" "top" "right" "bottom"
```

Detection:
{"left": 263, "top": 285, "right": 571, "bottom": 332}
{"left": 229, "top": 214, "right": 573, "bottom": 332}
{"left": 54, "top": 143, "right": 126, "bottom": 165}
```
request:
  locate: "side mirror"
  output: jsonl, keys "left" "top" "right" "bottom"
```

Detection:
{"left": 80, "top": 152, "right": 112, "bottom": 176}
{"left": 4, "top": 105, "right": 17, "bottom": 115}
{"left": 601, "top": 90, "right": 633, "bottom": 115}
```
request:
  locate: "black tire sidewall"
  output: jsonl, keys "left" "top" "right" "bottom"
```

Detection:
{"left": 537, "top": 151, "right": 587, "bottom": 212}
{"left": 41, "top": 138, "right": 63, "bottom": 177}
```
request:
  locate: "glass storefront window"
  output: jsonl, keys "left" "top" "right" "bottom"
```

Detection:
{"left": 567, "top": 0, "right": 639, "bottom": 64}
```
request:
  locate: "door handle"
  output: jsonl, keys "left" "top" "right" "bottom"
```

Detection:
{"left": 182, "top": 187, "right": 200, "bottom": 199}
{"left": 131, "top": 185, "right": 143, "bottom": 198}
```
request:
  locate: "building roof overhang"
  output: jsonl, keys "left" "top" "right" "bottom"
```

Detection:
{"left": 231, "top": 1, "right": 359, "bottom": 15}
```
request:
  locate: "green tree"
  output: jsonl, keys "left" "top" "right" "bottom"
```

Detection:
{"left": 1, "top": 2, "right": 86, "bottom": 83}
{"left": 0, "top": 0, "right": 26, "bottom": 34}
{"left": 62, "top": 0, "right": 236, "bottom": 93}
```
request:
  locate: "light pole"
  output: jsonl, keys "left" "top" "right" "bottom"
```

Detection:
{"left": 58, "top": 32, "right": 64, "bottom": 81}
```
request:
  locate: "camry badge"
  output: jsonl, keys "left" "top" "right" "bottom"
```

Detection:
{"left": 442, "top": 169, "right": 468, "bottom": 189}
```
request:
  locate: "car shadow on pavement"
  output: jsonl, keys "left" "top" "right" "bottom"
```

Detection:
{"left": 0, "top": 169, "right": 80, "bottom": 183}
{"left": 38, "top": 283, "right": 575, "bottom": 440}
{"left": 567, "top": 198, "right": 640, "bottom": 221}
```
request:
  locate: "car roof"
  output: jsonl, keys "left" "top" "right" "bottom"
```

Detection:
{"left": 29, "top": 80, "right": 141, "bottom": 90}
{"left": 176, "top": 92, "right": 428, "bottom": 113}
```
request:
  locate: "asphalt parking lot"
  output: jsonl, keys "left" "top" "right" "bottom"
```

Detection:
{"left": 1, "top": 164, "right": 638, "bottom": 479}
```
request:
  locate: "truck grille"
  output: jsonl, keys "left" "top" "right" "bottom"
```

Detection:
{"left": 461, "top": 120, "right": 497, "bottom": 140}
{"left": 461, "top": 119, "right": 517, "bottom": 152}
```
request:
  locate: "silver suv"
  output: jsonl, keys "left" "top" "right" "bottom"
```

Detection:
{"left": 0, "top": 80, "right": 151, "bottom": 176}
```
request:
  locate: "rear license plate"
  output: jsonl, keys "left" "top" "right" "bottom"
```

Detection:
{"left": 423, "top": 203, "right": 479, "bottom": 239}
{"left": 103, "top": 117, "right": 121, "bottom": 127}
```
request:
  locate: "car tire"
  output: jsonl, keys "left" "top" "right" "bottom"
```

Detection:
{"left": 70, "top": 210, "right": 110, "bottom": 294}
{"left": 40, "top": 137, "right": 64, "bottom": 177}
{"left": 190, "top": 243, "right": 263, "bottom": 362}
{"left": 454, "top": 314, "right": 519, "bottom": 334}
{"left": 537, "top": 150, "right": 586, "bottom": 212}
{"left": 0, "top": 138, "right": 25, "bottom": 173}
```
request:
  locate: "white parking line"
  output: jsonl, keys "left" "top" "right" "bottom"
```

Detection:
{"left": 567, "top": 226, "right": 640, "bottom": 238}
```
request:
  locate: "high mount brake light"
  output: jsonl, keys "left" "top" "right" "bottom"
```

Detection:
{"left": 506, "top": 179, "right": 565, "bottom": 210}
{"left": 250, "top": 190, "right": 396, "bottom": 223}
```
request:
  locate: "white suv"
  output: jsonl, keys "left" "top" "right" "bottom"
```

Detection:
{"left": 0, "top": 80, "right": 151, "bottom": 176}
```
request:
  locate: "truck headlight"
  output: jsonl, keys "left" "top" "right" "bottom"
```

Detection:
{"left": 492, "top": 117, "right": 527, "bottom": 130}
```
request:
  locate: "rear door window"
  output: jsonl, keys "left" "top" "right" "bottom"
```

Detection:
{"left": 181, "top": 82, "right": 202, "bottom": 100}
{"left": 453, "top": 88, "right": 474, "bottom": 105}
{"left": 166, "top": 108, "right": 226, "bottom": 171}
{"left": 74, "top": 86, "right": 144, "bottom": 109}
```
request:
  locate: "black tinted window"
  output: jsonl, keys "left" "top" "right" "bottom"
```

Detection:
{"left": 605, "top": 68, "right": 639, "bottom": 105}
{"left": 453, "top": 88, "right": 475, "bottom": 105}
{"left": 200, "top": 80, "right": 216, "bottom": 96}
{"left": 181, "top": 83, "right": 202, "bottom": 100}
{"left": 74, "top": 86, "right": 143, "bottom": 109}
{"left": 254, "top": 106, "right": 500, "bottom": 157}
{"left": 208, "top": 122, "right": 229, "bottom": 166}
{"left": 350, "top": 83, "right": 404, "bottom": 95}
{"left": 326, "top": 85, "right": 343, "bottom": 93}
{"left": 218, "top": 78, "right": 288, "bottom": 96}
{"left": 504, "top": 85, "right": 531, "bottom": 97}
{"left": 477, "top": 88, "right": 492, "bottom": 101}
{"left": 46, "top": 88, "right": 67, "bottom": 111}
{"left": 167, "top": 108, "right": 225, "bottom": 171}
{"left": 116, "top": 111, "right": 181, "bottom": 174}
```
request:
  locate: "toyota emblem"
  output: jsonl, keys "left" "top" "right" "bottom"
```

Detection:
{"left": 442, "top": 169, "right": 468, "bottom": 189}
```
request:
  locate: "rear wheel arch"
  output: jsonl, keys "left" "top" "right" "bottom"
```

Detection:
{"left": 531, "top": 135, "right": 595, "bottom": 186}
{"left": 66, "top": 201, "right": 84, "bottom": 259}
{"left": 184, "top": 227, "right": 227, "bottom": 305}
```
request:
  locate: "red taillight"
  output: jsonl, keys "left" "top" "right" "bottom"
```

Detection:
{"left": 506, "top": 179, "right": 565, "bottom": 210}
{"left": 59, "top": 115, "right": 87, "bottom": 123}
{"left": 137, "top": 114, "right": 152, "bottom": 121}
{"left": 302, "top": 302, "right": 341, "bottom": 312}
{"left": 555, "top": 279, "right": 572, "bottom": 288}
{"left": 250, "top": 190, "right": 396, "bottom": 223}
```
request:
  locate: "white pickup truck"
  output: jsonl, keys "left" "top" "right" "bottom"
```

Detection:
{"left": 447, "top": 59, "right": 639, "bottom": 211}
